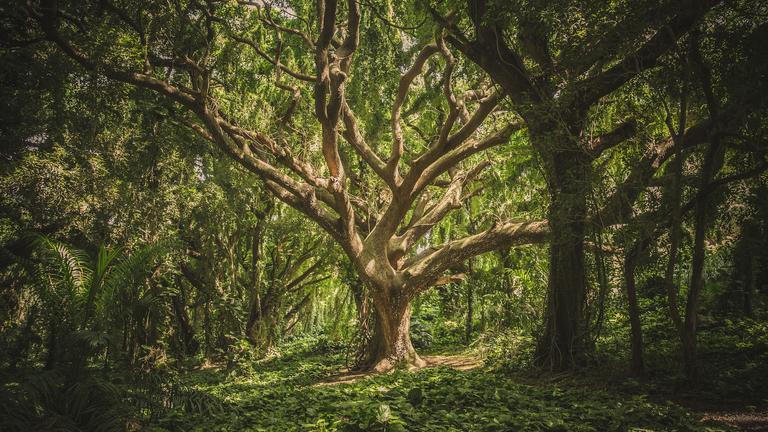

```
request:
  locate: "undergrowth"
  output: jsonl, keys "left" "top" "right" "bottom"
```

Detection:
{"left": 145, "top": 337, "right": 729, "bottom": 432}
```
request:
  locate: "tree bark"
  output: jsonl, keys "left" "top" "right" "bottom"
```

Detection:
{"left": 591, "top": 231, "right": 610, "bottom": 343}
{"left": 663, "top": 171, "right": 685, "bottom": 334}
{"left": 465, "top": 282, "right": 474, "bottom": 345}
{"left": 684, "top": 191, "right": 713, "bottom": 381}
{"left": 245, "top": 204, "right": 270, "bottom": 342}
{"left": 742, "top": 255, "right": 755, "bottom": 317}
{"left": 360, "top": 290, "right": 425, "bottom": 372}
{"left": 349, "top": 273, "right": 373, "bottom": 367}
{"left": 535, "top": 151, "right": 591, "bottom": 370}
{"left": 624, "top": 241, "right": 646, "bottom": 377}
{"left": 683, "top": 31, "right": 726, "bottom": 382}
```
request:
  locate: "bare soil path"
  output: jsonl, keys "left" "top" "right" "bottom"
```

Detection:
{"left": 677, "top": 399, "right": 768, "bottom": 431}
{"left": 699, "top": 411, "right": 768, "bottom": 431}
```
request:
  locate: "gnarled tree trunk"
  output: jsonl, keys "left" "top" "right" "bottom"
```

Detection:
{"left": 349, "top": 273, "right": 373, "bottom": 367}
{"left": 360, "top": 289, "right": 425, "bottom": 372}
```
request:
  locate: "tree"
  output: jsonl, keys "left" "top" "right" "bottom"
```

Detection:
{"left": 429, "top": 0, "right": 767, "bottom": 369}
{"left": 18, "top": 0, "right": 767, "bottom": 372}
{"left": 23, "top": 0, "right": 550, "bottom": 370}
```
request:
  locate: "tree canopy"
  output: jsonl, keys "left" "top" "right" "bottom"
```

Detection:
{"left": 1, "top": 0, "right": 768, "bottom": 430}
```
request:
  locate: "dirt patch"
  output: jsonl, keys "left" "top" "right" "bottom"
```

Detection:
{"left": 674, "top": 398, "right": 768, "bottom": 431}
{"left": 422, "top": 354, "right": 482, "bottom": 371}
{"left": 699, "top": 411, "right": 768, "bottom": 431}
{"left": 315, "top": 354, "right": 482, "bottom": 386}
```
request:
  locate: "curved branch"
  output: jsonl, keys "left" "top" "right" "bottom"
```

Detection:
{"left": 231, "top": 34, "right": 316, "bottom": 82}
{"left": 402, "top": 219, "right": 549, "bottom": 292}
{"left": 389, "top": 42, "right": 440, "bottom": 179}
{"left": 575, "top": 0, "right": 718, "bottom": 111}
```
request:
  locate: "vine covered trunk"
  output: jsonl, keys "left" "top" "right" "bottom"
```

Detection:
{"left": 535, "top": 147, "right": 592, "bottom": 370}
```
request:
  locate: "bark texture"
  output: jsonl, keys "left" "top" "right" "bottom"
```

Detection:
{"left": 361, "top": 291, "right": 424, "bottom": 371}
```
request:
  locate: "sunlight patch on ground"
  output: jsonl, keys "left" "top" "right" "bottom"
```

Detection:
{"left": 315, "top": 354, "right": 482, "bottom": 386}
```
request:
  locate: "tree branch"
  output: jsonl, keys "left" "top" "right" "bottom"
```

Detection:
{"left": 402, "top": 219, "right": 549, "bottom": 292}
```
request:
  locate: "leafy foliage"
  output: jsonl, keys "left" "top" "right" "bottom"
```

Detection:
{"left": 0, "top": 371, "right": 127, "bottom": 432}
{"left": 145, "top": 339, "right": 726, "bottom": 432}
{"left": 1, "top": 0, "right": 767, "bottom": 430}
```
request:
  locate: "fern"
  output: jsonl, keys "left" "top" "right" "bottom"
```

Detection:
{"left": 0, "top": 371, "right": 129, "bottom": 432}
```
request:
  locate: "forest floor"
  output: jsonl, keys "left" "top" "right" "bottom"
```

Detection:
{"left": 316, "top": 354, "right": 482, "bottom": 386}
{"left": 678, "top": 400, "right": 768, "bottom": 432}
{"left": 144, "top": 342, "right": 759, "bottom": 432}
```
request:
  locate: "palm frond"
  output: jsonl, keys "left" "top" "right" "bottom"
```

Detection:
{"left": 80, "top": 245, "right": 121, "bottom": 328}
{"left": 35, "top": 235, "right": 92, "bottom": 295}
{"left": 98, "top": 242, "right": 169, "bottom": 326}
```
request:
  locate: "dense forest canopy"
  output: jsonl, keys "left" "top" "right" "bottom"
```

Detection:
{"left": 1, "top": 0, "right": 768, "bottom": 430}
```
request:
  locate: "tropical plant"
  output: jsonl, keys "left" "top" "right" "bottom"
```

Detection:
{"left": 31, "top": 236, "right": 167, "bottom": 371}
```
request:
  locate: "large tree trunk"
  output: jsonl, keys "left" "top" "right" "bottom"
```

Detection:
{"left": 360, "top": 291, "right": 425, "bottom": 372}
{"left": 246, "top": 295, "right": 280, "bottom": 352}
{"left": 535, "top": 151, "right": 591, "bottom": 370}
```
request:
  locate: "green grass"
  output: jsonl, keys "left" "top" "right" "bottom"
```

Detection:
{"left": 146, "top": 343, "right": 728, "bottom": 432}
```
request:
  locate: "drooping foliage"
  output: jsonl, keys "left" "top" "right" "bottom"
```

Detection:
{"left": 1, "top": 0, "right": 767, "bottom": 430}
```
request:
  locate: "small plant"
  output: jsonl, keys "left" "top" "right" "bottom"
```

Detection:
{"left": 0, "top": 371, "right": 129, "bottom": 432}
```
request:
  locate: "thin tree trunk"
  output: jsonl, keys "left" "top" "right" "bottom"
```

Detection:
{"left": 662, "top": 87, "right": 687, "bottom": 336}
{"left": 246, "top": 213, "right": 268, "bottom": 341}
{"left": 624, "top": 241, "right": 646, "bottom": 377}
{"left": 683, "top": 223, "right": 705, "bottom": 381}
{"left": 465, "top": 282, "right": 473, "bottom": 345}
{"left": 743, "top": 254, "right": 755, "bottom": 317}
{"left": 203, "top": 301, "right": 212, "bottom": 357}
{"left": 733, "top": 222, "right": 758, "bottom": 317}
{"left": 591, "top": 229, "right": 610, "bottom": 343}
{"left": 683, "top": 35, "right": 724, "bottom": 382}
{"left": 663, "top": 173, "right": 685, "bottom": 335}
{"left": 499, "top": 249, "right": 515, "bottom": 326}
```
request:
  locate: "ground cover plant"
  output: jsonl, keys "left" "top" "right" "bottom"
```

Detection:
{"left": 1, "top": 0, "right": 768, "bottom": 430}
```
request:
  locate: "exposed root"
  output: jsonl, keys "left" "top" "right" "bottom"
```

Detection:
{"left": 315, "top": 354, "right": 480, "bottom": 386}
{"left": 369, "top": 353, "right": 427, "bottom": 373}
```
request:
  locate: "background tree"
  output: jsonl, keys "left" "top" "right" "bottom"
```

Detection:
{"left": 429, "top": 0, "right": 767, "bottom": 370}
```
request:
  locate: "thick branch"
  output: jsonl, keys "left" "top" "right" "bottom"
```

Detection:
{"left": 597, "top": 118, "right": 712, "bottom": 227}
{"left": 392, "top": 161, "right": 490, "bottom": 258}
{"left": 402, "top": 219, "right": 549, "bottom": 292}
{"left": 575, "top": 0, "right": 717, "bottom": 110}
{"left": 588, "top": 119, "right": 638, "bottom": 159}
